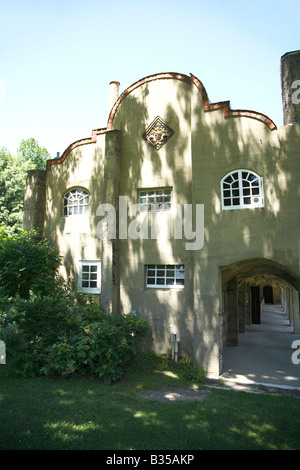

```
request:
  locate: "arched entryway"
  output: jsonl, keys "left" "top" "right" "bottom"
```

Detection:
{"left": 219, "top": 258, "right": 300, "bottom": 386}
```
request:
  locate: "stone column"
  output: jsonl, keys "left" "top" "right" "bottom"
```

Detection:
{"left": 245, "top": 284, "right": 252, "bottom": 325}
{"left": 281, "top": 50, "right": 300, "bottom": 125}
{"left": 23, "top": 169, "right": 46, "bottom": 233}
{"left": 100, "top": 129, "right": 121, "bottom": 314}
{"left": 292, "top": 288, "right": 300, "bottom": 333}
{"left": 238, "top": 284, "right": 246, "bottom": 333}
{"left": 226, "top": 277, "right": 238, "bottom": 346}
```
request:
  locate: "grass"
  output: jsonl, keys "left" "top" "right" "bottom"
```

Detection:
{"left": 0, "top": 353, "right": 299, "bottom": 450}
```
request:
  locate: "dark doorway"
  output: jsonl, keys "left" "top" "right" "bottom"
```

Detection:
{"left": 263, "top": 285, "right": 273, "bottom": 304}
{"left": 251, "top": 286, "right": 261, "bottom": 324}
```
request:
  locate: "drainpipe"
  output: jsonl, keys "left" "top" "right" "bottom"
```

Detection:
{"left": 170, "top": 333, "right": 179, "bottom": 362}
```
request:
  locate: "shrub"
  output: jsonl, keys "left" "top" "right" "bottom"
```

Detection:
{"left": 0, "top": 296, "right": 150, "bottom": 384}
{"left": 176, "top": 356, "right": 206, "bottom": 384}
{"left": 0, "top": 295, "right": 80, "bottom": 377}
{"left": 0, "top": 231, "right": 150, "bottom": 383}
{"left": 74, "top": 312, "right": 150, "bottom": 384}
{"left": 0, "top": 230, "right": 62, "bottom": 299}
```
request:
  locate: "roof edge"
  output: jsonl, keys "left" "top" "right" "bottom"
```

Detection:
{"left": 190, "top": 74, "right": 277, "bottom": 130}
{"left": 47, "top": 72, "right": 277, "bottom": 170}
{"left": 107, "top": 72, "right": 191, "bottom": 129}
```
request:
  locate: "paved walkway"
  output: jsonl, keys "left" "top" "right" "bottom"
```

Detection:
{"left": 220, "top": 304, "right": 300, "bottom": 390}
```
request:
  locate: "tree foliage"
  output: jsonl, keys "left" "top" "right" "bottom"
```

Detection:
{"left": 0, "top": 296, "right": 150, "bottom": 383}
{"left": 0, "top": 142, "right": 151, "bottom": 383}
{"left": 0, "top": 230, "right": 62, "bottom": 299}
{"left": 0, "top": 230, "right": 151, "bottom": 383}
{"left": 0, "top": 148, "right": 27, "bottom": 234}
{"left": 17, "top": 137, "right": 49, "bottom": 171}
{"left": 0, "top": 138, "right": 50, "bottom": 234}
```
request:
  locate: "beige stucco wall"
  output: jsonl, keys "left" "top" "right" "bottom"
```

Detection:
{"left": 112, "top": 79, "right": 195, "bottom": 359}
{"left": 42, "top": 73, "right": 300, "bottom": 376}
{"left": 189, "top": 81, "right": 300, "bottom": 372}
{"left": 44, "top": 135, "right": 105, "bottom": 292}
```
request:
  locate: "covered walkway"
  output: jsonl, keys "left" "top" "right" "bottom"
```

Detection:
{"left": 221, "top": 304, "right": 300, "bottom": 390}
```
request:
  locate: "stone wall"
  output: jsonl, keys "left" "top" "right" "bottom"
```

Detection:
{"left": 281, "top": 50, "right": 300, "bottom": 125}
{"left": 23, "top": 169, "right": 47, "bottom": 232}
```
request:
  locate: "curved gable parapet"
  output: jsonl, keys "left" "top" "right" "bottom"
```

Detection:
{"left": 46, "top": 128, "right": 107, "bottom": 171}
{"left": 48, "top": 72, "right": 277, "bottom": 171}
{"left": 190, "top": 74, "right": 277, "bottom": 130}
{"left": 108, "top": 72, "right": 277, "bottom": 131}
{"left": 107, "top": 72, "right": 191, "bottom": 130}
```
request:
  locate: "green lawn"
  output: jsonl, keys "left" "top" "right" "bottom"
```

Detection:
{"left": 0, "top": 355, "right": 299, "bottom": 450}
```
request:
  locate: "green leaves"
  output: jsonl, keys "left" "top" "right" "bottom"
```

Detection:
{"left": 0, "top": 148, "right": 27, "bottom": 234}
{"left": 0, "top": 230, "right": 62, "bottom": 299}
{"left": 0, "top": 297, "right": 150, "bottom": 384}
{"left": 73, "top": 313, "right": 150, "bottom": 384}
{"left": 17, "top": 138, "right": 49, "bottom": 171}
{"left": 0, "top": 138, "right": 50, "bottom": 234}
{"left": 0, "top": 231, "right": 150, "bottom": 384}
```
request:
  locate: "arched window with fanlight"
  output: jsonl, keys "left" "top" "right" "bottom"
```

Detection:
{"left": 63, "top": 188, "right": 89, "bottom": 216}
{"left": 221, "top": 170, "right": 264, "bottom": 210}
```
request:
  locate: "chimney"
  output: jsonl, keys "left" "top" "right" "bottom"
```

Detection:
{"left": 281, "top": 50, "right": 300, "bottom": 125}
{"left": 109, "top": 81, "right": 120, "bottom": 111}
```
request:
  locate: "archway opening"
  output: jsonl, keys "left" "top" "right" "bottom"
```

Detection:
{"left": 221, "top": 258, "right": 300, "bottom": 341}
{"left": 219, "top": 258, "right": 300, "bottom": 385}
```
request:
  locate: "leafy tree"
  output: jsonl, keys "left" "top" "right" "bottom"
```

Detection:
{"left": 17, "top": 137, "right": 49, "bottom": 170}
{"left": 0, "top": 230, "right": 62, "bottom": 299}
{"left": 0, "top": 148, "right": 27, "bottom": 234}
{"left": 0, "top": 138, "right": 50, "bottom": 234}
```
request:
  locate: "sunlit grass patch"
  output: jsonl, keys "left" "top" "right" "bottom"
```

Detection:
{"left": 45, "top": 420, "right": 102, "bottom": 442}
{"left": 0, "top": 355, "right": 299, "bottom": 450}
{"left": 154, "top": 370, "right": 179, "bottom": 379}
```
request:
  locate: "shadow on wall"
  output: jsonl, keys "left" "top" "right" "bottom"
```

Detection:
{"left": 111, "top": 81, "right": 195, "bottom": 359}
{"left": 41, "top": 71, "right": 300, "bottom": 371}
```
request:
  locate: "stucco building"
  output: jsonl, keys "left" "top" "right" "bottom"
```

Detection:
{"left": 23, "top": 50, "right": 300, "bottom": 376}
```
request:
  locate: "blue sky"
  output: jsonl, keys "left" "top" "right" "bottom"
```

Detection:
{"left": 0, "top": 0, "right": 299, "bottom": 158}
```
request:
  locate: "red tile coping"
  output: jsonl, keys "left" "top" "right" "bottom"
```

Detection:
{"left": 47, "top": 72, "right": 276, "bottom": 170}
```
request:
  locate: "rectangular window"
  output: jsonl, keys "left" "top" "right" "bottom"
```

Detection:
{"left": 139, "top": 188, "right": 172, "bottom": 212}
{"left": 146, "top": 264, "right": 185, "bottom": 289}
{"left": 78, "top": 261, "right": 101, "bottom": 294}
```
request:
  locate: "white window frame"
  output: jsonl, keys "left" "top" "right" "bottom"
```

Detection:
{"left": 146, "top": 264, "right": 185, "bottom": 289}
{"left": 63, "top": 188, "right": 89, "bottom": 216}
{"left": 221, "top": 169, "right": 264, "bottom": 210}
{"left": 139, "top": 188, "right": 172, "bottom": 212}
{"left": 78, "top": 261, "right": 101, "bottom": 294}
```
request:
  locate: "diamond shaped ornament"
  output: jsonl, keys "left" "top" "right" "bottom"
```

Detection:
{"left": 143, "top": 116, "right": 174, "bottom": 150}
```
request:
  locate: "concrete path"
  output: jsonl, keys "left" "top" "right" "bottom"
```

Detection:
{"left": 220, "top": 304, "right": 300, "bottom": 390}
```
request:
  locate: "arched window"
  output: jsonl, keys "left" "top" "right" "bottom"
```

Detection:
{"left": 221, "top": 170, "right": 264, "bottom": 210}
{"left": 63, "top": 188, "right": 89, "bottom": 216}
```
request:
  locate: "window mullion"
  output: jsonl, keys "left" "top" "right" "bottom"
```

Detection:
{"left": 146, "top": 264, "right": 184, "bottom": 289}
{"left": 239, "top": 170, "right": 244, "bottom": 208}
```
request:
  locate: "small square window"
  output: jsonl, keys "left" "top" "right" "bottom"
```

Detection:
{"left": 78, "top": 261, "right": 101, "bottom": 294}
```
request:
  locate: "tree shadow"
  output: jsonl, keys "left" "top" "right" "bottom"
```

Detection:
{"left": 41, "top": 70, "right": 300, "bottom": 377}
